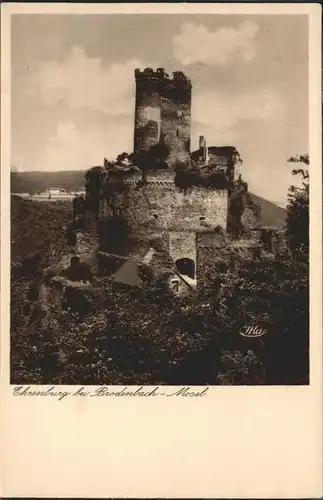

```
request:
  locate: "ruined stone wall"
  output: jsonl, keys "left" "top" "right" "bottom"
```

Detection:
{"left": 134, "top": 87, "right": 161, "bottom": 153}
{"left": 192, "top": 146, "right": 242, "bottom": 182}
{"left": 169, "top": 231, "right": 197, "bottom": 276}
{"left": 160, "top": 96, "right": 191, "bottom": 165}
{"left": 114, "top": 181, "right": 228, "bottom": 235}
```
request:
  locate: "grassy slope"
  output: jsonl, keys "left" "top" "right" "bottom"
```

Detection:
{"left": 11, "top": 195, "right": 72, "bottom": 265}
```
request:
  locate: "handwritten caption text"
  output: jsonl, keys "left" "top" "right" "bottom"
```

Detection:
{"left": 12, "top": 385, "right": 209, "bottom": 401}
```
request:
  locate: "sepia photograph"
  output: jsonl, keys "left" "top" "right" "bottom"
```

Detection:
{"left": 10, "top": 12, "right": 310, "bottom": 386}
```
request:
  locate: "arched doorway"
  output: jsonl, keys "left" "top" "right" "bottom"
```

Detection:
{"left": 175, "top": 258, "right": 195, "bottom": 279}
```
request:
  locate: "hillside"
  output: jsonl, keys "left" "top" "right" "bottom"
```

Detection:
{"left": 250, "top": 193, "right": 286, "bottom": 228}
{"left": 11, "top": 195, "right": 72, "bottom": 265}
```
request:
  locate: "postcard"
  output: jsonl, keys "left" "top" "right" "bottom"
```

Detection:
{"left": 1, "top": 2, "right": 322, "bottom": 498}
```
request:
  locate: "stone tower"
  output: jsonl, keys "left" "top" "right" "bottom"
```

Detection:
{"left": 134, "top": 68, "right": 192, "bottom": 166}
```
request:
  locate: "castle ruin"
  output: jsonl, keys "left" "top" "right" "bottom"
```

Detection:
{"left": 81, "top": 68, "right": 261, "bottom": 294}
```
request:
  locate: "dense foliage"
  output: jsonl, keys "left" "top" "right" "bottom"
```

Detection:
{"left": 11, "top": 245, "right": 308, "bottom": 385}
{"left": 174, "top": 159, "right": 229, "bottom": 192}
{"left": 227, "top": 179, "right": 261, "bottom": 236}
{"left": 286, "top": 154, "right": 309, "bottom": 257}
{"left": 132, "top": 142, "right": 170, "bottom": 173}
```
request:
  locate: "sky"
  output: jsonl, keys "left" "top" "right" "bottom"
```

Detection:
{"left": 11, "top": 14, "right": 309, "bottom": 205}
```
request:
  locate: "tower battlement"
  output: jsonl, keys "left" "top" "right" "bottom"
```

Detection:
{"left": 134, "top": 67, "right": 192, "bottom": 89}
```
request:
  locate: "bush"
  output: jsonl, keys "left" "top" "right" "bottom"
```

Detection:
{"left": 63, "top": 256, "right": 92, "bottom": 282}
{"left": 286, "top": 154, "right": 309, "bottom": 257}
{"left": 62, "top": 287, "right": 94, "bottom": 317}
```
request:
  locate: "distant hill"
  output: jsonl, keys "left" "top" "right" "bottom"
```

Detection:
{"left": 11, "top": 171, "right": 286, "bottom": 228}
{"left": 11, "top": 170, "right": 87, "bottom": 194}
{"left": 249, "top": 193, "right": 286, "bottom": 228}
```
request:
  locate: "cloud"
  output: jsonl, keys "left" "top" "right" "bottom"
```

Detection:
{"left": 35, "top": 47, "right": 151, "bottom": 116}
{"left": 43, "top": 116, "right": 133, "bottom": 171}
{"left": 191, "top": 87, "right": 285, "bottom": 144}
{"left": 14, "top": 46, "right": 149, "bottom": 170}
{"left": 44, "top": 121, "right": 97, "bottom": 171}
{"left": 190, "top": 87, "right": 286, "bottom": 202}
{"left": 173, "top": 21, "right": 259, "bottom": 66}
